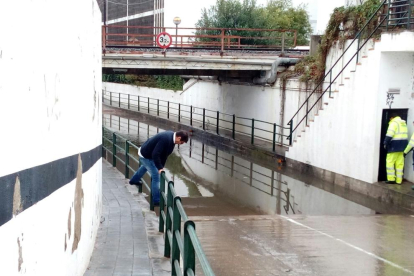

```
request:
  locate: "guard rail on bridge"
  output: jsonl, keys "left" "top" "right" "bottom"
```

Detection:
{"left": 102, "top": 127, "right": 216, "bottom": 276}
{"left": 102, "top": 25, "right": 297, "bottom": 54}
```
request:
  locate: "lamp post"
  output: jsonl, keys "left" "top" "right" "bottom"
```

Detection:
{"left": 173, "top": 16, "right": 181, "bottom": 47}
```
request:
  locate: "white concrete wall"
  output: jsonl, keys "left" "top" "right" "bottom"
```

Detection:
{"left": 287, "top": 34, "right": 414, "bottom": 184}
{"left": 377, "top": 51, "right": 414, "bottom": 183}
{"left": 0, "top": 0, "right": 102, "bottom": 275}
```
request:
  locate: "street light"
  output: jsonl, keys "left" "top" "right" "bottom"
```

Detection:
{"left": 173, "top": 16, "right": 181, "bottom": 47}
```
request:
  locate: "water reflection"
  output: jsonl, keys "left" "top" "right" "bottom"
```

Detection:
{"left": 104, "top": 113, "right": 377, "bottom": 216}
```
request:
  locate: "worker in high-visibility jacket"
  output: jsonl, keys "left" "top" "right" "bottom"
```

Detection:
{"left": 383, "top": 114, "right": 408, "bottom": 184}
{"left": 403, "top": 120, "right": 414, "bottom": 171}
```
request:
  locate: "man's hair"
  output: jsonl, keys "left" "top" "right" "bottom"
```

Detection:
{"left": 176, "top": 130, "right": 189, "bottom": 142}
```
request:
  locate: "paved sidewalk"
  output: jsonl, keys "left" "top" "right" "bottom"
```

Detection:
{"left": 84, "top": 160, "right": 153, "bottom": 276}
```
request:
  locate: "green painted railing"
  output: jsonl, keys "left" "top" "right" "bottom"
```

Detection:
{"left": 102, "top": 126, "right": 215, "bottom": 276}
{"left": 102, "top": 90, "right": 289, "bottom": 151}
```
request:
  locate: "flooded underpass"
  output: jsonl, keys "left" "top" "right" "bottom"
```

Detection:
{"left": 103, "top": 107, "right": 414, "bottom": 276}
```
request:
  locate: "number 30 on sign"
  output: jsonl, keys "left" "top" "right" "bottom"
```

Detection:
{"left": 156, "top": 32, "right": 172, "bottom": 49}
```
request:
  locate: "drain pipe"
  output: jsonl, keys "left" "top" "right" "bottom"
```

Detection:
{"left": 253, "top": 58, "right": 299, "bottom": 85}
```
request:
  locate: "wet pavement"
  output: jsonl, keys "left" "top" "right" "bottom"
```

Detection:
{"left": 99, "top": 105, "right": 414, "bottom": 276}
{"left": 193, "top": 215, "right": 414, "bottom": 276}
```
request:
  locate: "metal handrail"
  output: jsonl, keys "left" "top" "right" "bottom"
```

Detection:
{"left": 160, "top": 172, "right": 215, "bottom": 276}
{"left": 102, "top": 25, "right": 297, "bottom": 53}
{"left": 286, "top": 0, "right": 388, "bottom": 145}
{"left": 101, "top": 126, "right": 215, "bottom": 276}
{"left": 103, "top": 90, "right": 288, "bottom": 151}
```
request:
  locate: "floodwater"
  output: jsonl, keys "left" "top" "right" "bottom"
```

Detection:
{"left": 103, "top": 109, "right": 414, "bottom": 276}
{"left": 103, "top": 112, "right": 410, "bottom": 216}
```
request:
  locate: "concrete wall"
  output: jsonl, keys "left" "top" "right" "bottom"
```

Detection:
{"left": 287, "top": 33, "right": 414, "bottom": 184}
{"left": 0, "top": 0, "right": 102, "bottom": 275}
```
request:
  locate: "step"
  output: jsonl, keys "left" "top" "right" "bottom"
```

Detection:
{"left": 339, "top": 84, "right": 345, "bottom": 86}
{"left": 344, "top": 77, "right": 350, "bottom": 80}
{"left": 324, "top": 102, "right": 329, "bottom": 105}
{"left": 362, "top": 56, "right": 368, "bottom": 58}
{"left": 368, "top": 48, "right": 375, "bottom": 51}
{"left": 357, "top": 63, "right": 362, "bottom": 66}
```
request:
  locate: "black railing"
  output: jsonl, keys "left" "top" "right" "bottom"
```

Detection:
{"left": 102, "top": 127, "right": 216, "bottom": 276}
{"left": 103, "top": 90, "right": 289, "bottom": 151}
{"left": 102, "top": 116, "right": 297, "bottom": 214}
{"left": 286, "top": 0, "right": 391, "bottom": 144}
{"left": 386, "top": 0, "right": 414, "bottom": 30}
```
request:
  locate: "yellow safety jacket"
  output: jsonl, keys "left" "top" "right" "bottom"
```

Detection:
{"left": 383, "top": 116, "right": 408, "bottom": 153}
{"left": 404, "top": 133, "right": 414, "bottom": 154}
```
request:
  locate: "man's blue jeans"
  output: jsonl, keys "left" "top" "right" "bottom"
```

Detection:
{"left": 130, "top": 157, "right": 160, "bottom": 203}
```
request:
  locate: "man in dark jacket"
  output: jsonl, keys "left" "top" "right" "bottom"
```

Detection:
{"left": 129, "top": 130, "right": 188, "bottom": 204}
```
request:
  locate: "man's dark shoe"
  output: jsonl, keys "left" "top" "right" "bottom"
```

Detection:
{"left": 129, "top": 180, "right": 143, "bottom": 186}
{"left": 385, "top": 181, "right": 396, "bottom": 184}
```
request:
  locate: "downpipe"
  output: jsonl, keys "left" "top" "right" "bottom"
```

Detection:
{"left": 253, "top": 58, "right": 299, "bottom": 85}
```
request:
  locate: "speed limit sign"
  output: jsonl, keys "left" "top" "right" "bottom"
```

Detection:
{"left": 156, "top": 32, "right": 172, "bottom": 49}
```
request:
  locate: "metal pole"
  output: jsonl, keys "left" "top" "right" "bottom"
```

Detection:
{"left": 178, "top": 104, "right": 181, "bottom": 122}
{"left": 172, "top": 197, "right": 182, "bottom": 275}
{"left": 176, "top": 26, "right": 178, "bottom": 47}
{"left": 138, "top": 95, "right": 140, "bottom": 111}
{"left": 281, "top": 32, "right": 285, "bottom": 55}
{"left": 251, "top": 119, "right": 255, "bottom": 145}
{"left": 190, "top": 105, "right": 193, "bottom": 126}
{"left": 118, "top": 93, "right": 120, "bottom": 108}
{"left": 126, "top": 0, "right": 129, "bottom": 42}
{"left": 387, "top": 0, "right": 391, "bottom": 31}
{"left": 167, "top": 101, "right": 170, "bottom": 119}
{"left": 110, "top": 92, "right": 112, "bottom": 105}
{"left": 164, "top": 181, "right": 174, "bottom": 257}
{"left": 125, "top": 141, "right": 129, "bottom": 178}
{"left": 148, "top": 97, "right": 150, "bottom": 114}
{"left": 273, "top": 123, "right": 276, "bottom": 152}
{"left": 157, "top": 99, "right": 159, "bottom": 116}
{"left": 159, "top": 172, "right": 166, "bottom": 232}
{"left": 128, "top": 94, "right": 130, "bottom": 109}
{"left": 184, "top": 221, "right": 196, "bottom": 276}
{"left": 150, "top": 176, "right": 154, "bottom": 211}
{"left": 203, "top": 108, "right": 205, "bottom": 130}
{"left": 289, "top": 120, "right": 293, "bottom": 146}
{"left": 216, "top": 111, "right": 219, "bottom": 134}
